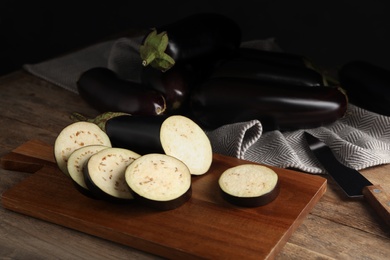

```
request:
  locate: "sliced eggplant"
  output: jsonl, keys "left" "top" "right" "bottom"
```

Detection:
{"left": 219, "top": 164, "right": 279, "bottom": 207}
{"left": 67, "top": 145, "right": 110, "bottom": 197}
{"left": 160, "top": 115, "right": 212, "bottom": 176}
{"left": 84, "top": 147, "right": 140, "bottom": 202}
{"left": 102, "top": 114, "right": 212, "bottom": 175}
{"left": 54, "top": 121, "right": 112, "bottom": 177}
{"left": 125, "top": 153, "right": 192, "bottom": 210}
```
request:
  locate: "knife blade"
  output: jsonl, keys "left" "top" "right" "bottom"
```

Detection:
{"left": 303, "top": 132, "right": 390, "bottom": 226}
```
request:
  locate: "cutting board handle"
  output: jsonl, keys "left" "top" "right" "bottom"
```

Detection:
{"left": 0, "top": 139, "right": 56, "bottom": 173}
{"left": 363, "top": 185, "right": 390, "bottom": 226}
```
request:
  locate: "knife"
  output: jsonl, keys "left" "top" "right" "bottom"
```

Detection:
{"left": 303, "top": 132, "right": 390, "bottom": 226}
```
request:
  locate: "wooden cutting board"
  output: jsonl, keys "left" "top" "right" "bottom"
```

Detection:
{"left": 1, "top": 140, "right": 326, "bottom": 259}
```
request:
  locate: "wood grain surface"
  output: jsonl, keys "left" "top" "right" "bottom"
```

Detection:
{"left": 1, "top": 140, "right": 327, "bottom": 259}
{"left": 0, "top": 71, "right": 389, "bottom": 259}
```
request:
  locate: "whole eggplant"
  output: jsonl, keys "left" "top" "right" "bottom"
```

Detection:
{"left": 139, "top": 13, "right": 242, "bottom": 71}
{"left": 210, "top": 59, "right": 325, "bottom": 87}
{"left": 190, "top": 77, "right": 348, "bottom": 131}
{"left": 140, "top": 63, "right": 193, "bottom": 114}
{"left": 234, "top": 48, "right": 311, "bottom": 68}
{"left": 77, "top": 67, "right": 166, "bottom": 116}
{"left": 338, "top": 60, "right": 390, "bottom": 116}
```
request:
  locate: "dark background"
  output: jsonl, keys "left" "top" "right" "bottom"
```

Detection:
{"left": 1, "top": 0, "right": 389, "bottom": 76}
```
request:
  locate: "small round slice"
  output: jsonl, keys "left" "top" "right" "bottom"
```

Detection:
{"left": 160, "top": 115, "right": 212, "bottom": 175}
{"left": 125, "top": 153, "right": 192, "bottom": 210}
{"left": 219, "top": 164, "right": 279, "bottom": 207}
{"left": 84, "top": 147, "right": 140, "bottom": 202}
{"left": 67, "top": 145, "right": 110, "bottom": 197}
{"left": 54, "top": 121, "right": 112, "bottom": 176}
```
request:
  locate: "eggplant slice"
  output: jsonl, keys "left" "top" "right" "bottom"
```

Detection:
{"left": 67, "top": 145, "right": 110, "bottom": 196}
{"left": 54, "top": 121, "right": 112, "bottom": 177}
{"left": 219, "top": 164, "right": 279, "bottom": 207}
{"left": 125, "top": 153, "right": 192, "bottom": 210}
{"left": 84, "top": 147, "right": 140, "bottom": 202}
{"left": 160, "top": 115, "right": 213, "bottom": 175}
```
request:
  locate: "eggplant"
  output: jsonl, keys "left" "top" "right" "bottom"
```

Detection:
{"left": 105, "top": 115, "right": 167, "bottom": 155}
{"left": 190, "top": 77, "right": 348, "bottom": 131}
{"left": 83, "top": 147, "right": 141, "bottom": 203}
{"left": 210, "top": 59, "right": 325, "bottom": 87}
{"left": 338, "top": 60, "right": 390, "bottom": 116}
{"left": 219, "top": 164, "right": 279, "bottom": 207}
{"left": 139, "top": 13, "right": 242, "bottom": 71}
{"left": 67, "top": 145, "right": 110, "bottom": 198}
{"left": 234, "top": 48, "right": 310, "bottom": 68}
{"left": 125, "top": 153, "right": 192, "bottom": 210}
{"left": 74, "top": 113, "right": 213, "bottom": 175}
{"left": 54, "top": 121, "right": 112, "bottom": 177}
{"left": 77, "top": 67, "right": 166, "bottom": 116}
{"left": 140, "top": 64, "right": 193, "bottom": 114}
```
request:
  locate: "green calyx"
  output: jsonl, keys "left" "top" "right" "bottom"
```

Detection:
{"left": 140, "top": 29, "right": 175, "bottom": 71}
{"left": 70, "top": 112, "right": 130, "bottom": 132}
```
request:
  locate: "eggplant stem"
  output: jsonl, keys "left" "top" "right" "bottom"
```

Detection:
{"left": 140, "top": 29, "right": 175, "bottom": 71}
{"left": 70, "top": 112, "right": 130, "bottom": 132}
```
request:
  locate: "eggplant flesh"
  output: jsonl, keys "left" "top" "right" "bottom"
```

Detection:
{"left": 83, "top": 147, "right": 140, "bottom": 203}
{"left": 125, "top": 153, "right": 192, "bottom": 210}
{"left": 210, "top": 59, "right": 324, "bottom": 87}
{"left": 77, "top": 67, "right": 166, "bottom": 116}
{"left": 338, "top": 60, "right": 390, "bottom": 116}
{"left": 190, "top": 78, "right": 348, "bottom": 131}
{"left": 219, "top": 164, "right": 280, "bottom": 207}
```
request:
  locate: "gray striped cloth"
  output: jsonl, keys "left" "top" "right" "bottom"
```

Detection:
{"left": 23, "top": 37, "right": 390, "bottom": 174}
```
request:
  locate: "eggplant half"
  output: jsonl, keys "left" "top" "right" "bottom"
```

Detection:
{"left": 125, "top": 153, "right": 192, "bottom": 210}
{"left": 105, "top": 115, "right": 167, "bottom": 155}
{"left": 104, "top": 114, "right": 213, "bottom": 175}
{"left": 54, "top": 121, "right": 112, "bottom": 177}
{"left": 77, "top": 67, "right": 166, "bottom": 116}
{"left": 219, "top": 164, "right": 279, "bottom": 207}
{"left": 139, "top": 13, "right": 242, "bottom": 71}
{"left": 83, "top": 147, "right": 141, "bottom": 203}
{"left": 338, "top": 60, "right": 390, "bottom": 116}
{"left": 190, "top": 77, "right": 348, "bottom": 131}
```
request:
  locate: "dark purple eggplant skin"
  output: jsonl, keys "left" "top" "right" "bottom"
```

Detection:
{"left": 142, "top": 13, "right": 241, "bottom": 68}
{"left": 234, "top": 48, "right": 309, "bottom": 68}
{"left": 210, "top": 59, "right": 325, "bottom": 87}
{"left": 338, "top": 60, "right": 390, "bottom": 116}
{"left": 190, "top": 78, "right": 348, "bottom": 131}
{"left": 221, "top": 182, "right": 280, "bottom": 207}
{"left": 77, "top": 67, "right": 166, "bottom": 116}
{"left": 141, "top": 64, "right": 193, "bottom": 114}
{"left": 132, "top": 187, "right": 192, "bottom": 211}
{"left": 105, "top": 115, "right": 167, "bottom": 155}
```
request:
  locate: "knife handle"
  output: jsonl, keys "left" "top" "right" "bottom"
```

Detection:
{"left": 362, "top": 185, "right": 390, "bottom": 226}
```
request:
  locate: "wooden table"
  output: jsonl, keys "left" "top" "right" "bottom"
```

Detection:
{"left": 0, "top": 70, "right": 389, "bottom": 259}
